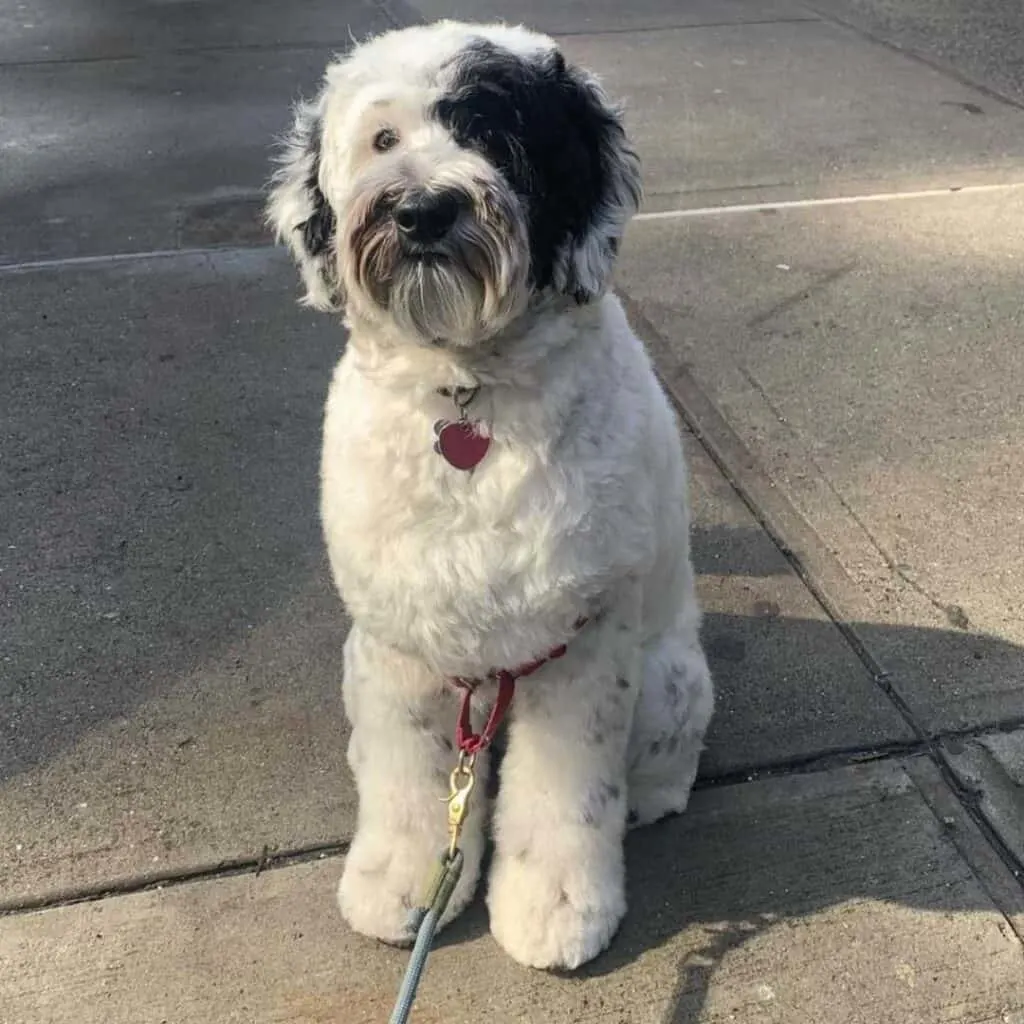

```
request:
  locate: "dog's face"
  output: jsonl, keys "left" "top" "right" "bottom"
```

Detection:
{"left": 267, "top": 22, "right": 641, "bottom": 346}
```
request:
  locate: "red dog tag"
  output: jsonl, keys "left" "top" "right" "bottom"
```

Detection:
{"left": 433, "top": 419, "right": 490, "bottom": 471}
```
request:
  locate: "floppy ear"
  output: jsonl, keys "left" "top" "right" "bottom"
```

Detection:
{"left": 266, "top": 92, "right": 341, "bottom": 312}
{"left": 550, "top": 61, "right": 642, "bottom": 304}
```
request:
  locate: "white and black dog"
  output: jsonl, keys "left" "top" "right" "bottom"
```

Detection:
{"left": 267, "top": 20, "right": 713, "bottom": 970}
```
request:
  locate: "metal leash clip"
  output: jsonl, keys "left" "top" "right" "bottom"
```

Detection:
{"left": 445, "top": 751, "right": 477, "bottom": 858}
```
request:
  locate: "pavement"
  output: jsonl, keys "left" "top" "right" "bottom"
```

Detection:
{"left": 1, "top": 0, "right": 1023, "bottom": 1021}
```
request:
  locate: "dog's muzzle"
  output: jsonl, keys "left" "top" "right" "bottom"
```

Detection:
{"left": 342, "top": 173, "right": 530, "bottom": 343}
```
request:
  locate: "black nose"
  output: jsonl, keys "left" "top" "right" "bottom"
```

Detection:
{"left": 393, "top": 191, "right": 461, "bottom": 244}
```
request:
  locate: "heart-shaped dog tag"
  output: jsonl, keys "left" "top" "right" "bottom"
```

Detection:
{"left": 433, "top": 419, "right": 491, "bottom": 471}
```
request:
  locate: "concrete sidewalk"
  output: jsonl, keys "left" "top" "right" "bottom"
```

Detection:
{"left": 2, "top": 0, "right": 1023, "bottom": 1021}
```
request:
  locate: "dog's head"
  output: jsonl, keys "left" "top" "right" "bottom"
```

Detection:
{"left": 267, "top": 21, "right": 641, "bottom": 346}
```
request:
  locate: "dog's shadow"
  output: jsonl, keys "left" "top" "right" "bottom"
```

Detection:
{"left": 421, "top": 529, "right": 1024, "bottom": 1022}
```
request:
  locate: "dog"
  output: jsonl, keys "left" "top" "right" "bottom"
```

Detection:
{"left": 266, "top": 19, "right": 713, "bottom": 971}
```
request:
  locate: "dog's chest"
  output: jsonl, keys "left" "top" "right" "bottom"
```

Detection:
{"left": 319, "top": 371, "right": 602, "bottom": 666}
{"left": 324, "top": 399, "right": 569, "bottom": 580}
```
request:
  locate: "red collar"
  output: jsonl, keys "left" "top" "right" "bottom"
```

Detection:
{"left": 449, "top": 618, "right": 588, "bottom": 755}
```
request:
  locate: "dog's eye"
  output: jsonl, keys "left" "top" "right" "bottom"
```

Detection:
{"left": 372, "top": 127, "right": 399, "bottom": 152}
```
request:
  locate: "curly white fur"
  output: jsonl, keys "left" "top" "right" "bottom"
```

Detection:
{"left": 268, "top": 20, "right": 713, "bottom": 971}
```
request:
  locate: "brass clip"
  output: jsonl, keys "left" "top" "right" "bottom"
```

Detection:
{"left": 445, "top": 751, "right": 477, "bottom": 858}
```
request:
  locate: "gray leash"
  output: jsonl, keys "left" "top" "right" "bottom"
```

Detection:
{"left": 388, "top": 848, "right": 465, "bottom": 1024}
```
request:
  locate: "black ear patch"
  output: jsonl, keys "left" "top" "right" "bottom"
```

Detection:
{"left": 433, "top": 41, "right": 635, "bottom": 295}
{"left": 267, "top": 94, "right": 342, "bottom": 311}
{"left": 297, "top": 140, "right": 336, "bottom": 258}
{"left": 300, "top": 185, "right": 335, "bottom": 257}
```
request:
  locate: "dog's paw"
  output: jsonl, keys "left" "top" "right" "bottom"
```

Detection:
{"left": 338, "top": 831, "right": 476, "bottom": 945}
{"left": 487, "top": 843, "right": 625, "bottom": 970}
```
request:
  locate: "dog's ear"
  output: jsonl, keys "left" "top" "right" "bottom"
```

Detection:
{"left": 266, "top": 92, "right": 342, "bottom": 312}
{"left": 548, "top": 59, "right": 642, "bottom": 304}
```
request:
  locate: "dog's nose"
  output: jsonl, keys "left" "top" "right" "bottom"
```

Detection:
{"left": 393, "top": 191, "right": 461, "bottom": 244}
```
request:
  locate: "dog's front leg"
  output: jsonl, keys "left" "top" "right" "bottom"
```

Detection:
{"left": 337, "top": 627, "right": 487, "bottom": 944}
{"left": 488, "top": 611, "right": 640, "bottom": 970}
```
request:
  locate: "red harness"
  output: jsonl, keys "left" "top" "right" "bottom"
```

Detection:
{"left": 449, "top": 618, "right": 588, "bottom": 755}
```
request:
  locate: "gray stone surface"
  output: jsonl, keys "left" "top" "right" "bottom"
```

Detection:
{"left": 0, "top": 0, "right": 388, "bottom": 265}
{"left": 1, "top": 249, "right": 355, "bottom": 907}
{"left": 9, "top": 10, "right": 1024, "bottom": 264}
{"left": 618, "top": 187, "right": 1024, "bottom": 735}
{"left": 557, "top": 19, "right": 1024, "bottom": 209}
{"left": 0, "top": 0, "right": 393, "bottom": 63}
{"left": 810, "top": 0, "right": 1024, "bottom": 106}
{"left": 0, "top": 53, "right": 328, "bottom": 263}
{"left": 2, "top": 760, "right": 1022, "bottom": 1023}
{"left": 410, "top": 0, "right": 812, "bottom": 37}
{"left": 686, "top": 432, "right": 913, "bottom": 776}
{"left": 944, "top": 728, "right": 1024, "bottom": 870}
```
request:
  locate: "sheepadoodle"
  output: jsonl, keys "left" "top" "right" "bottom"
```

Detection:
{"left": 267, "top": 19, "right": 713, "bottom": 971}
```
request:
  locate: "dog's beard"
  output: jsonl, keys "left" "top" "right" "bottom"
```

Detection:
{"left": 342, "top": 181, "right": 530, "bottom": 344}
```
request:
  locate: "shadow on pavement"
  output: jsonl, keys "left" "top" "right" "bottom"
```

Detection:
{"left": 0, "top": 248, "right": 341, "bottom": 782}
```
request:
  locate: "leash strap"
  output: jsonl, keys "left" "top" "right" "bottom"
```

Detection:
{"left": 453, "top": 670, "right": 516, "bottom": 755}
{"left": 389, "top": 849, "right": 464, "bottom": 1024}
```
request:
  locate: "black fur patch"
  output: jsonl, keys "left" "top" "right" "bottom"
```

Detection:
{"left": 301, "top": 188, "right": 334, "bottom": 257}
{"left": 432, "top": 40, "right": 626, "bottom": 293}
{"left": 299, "top": 147, "right": 335, "bottom": 258}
